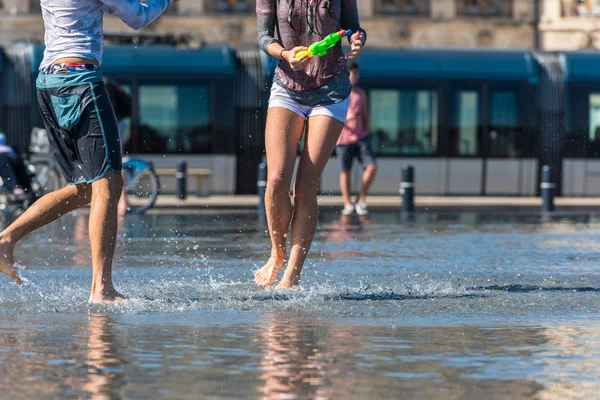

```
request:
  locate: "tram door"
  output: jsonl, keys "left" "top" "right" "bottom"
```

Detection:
{"left": 485, "top": 85, "right": 537, "bottom": 196}
{"left": 447, "top": 85, "right": 485, "bottom": 195}
{"left": 446, "top": 83, "right": 536, "bottom": 195}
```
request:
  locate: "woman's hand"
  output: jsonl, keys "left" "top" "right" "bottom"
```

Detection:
{"left": 283, "top": 46, "right": 311, "bottom": 71}
{"left": 346, "top": 31, "right": 364, "bottom": 60}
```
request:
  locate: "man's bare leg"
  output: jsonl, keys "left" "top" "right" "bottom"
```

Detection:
{"left": 277, "top": 115, "right": 344, "bottom": 289}
{"left": 254, "top": 107, "right": 306, "bottom": 287}
{"left": 358, "top": 163, "right": 378, "bottom": 204}
{"left": 0, "top": 184, "right": 92, "bottom": 284}
{"left": 88, "top": 171, "right": 125, "bottom": 303}
{"left": 340, "top": 170, "right": 352, "bottom": 207}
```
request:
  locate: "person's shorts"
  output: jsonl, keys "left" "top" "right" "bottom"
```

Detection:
{"left": 268, "top": 82, "right": 350, "bottom": 123}
{"left": 36, "top": 69, "right": 122, "bottom": 185}
{"left": 336, "top": 138, "right": 377, "bottom": 172}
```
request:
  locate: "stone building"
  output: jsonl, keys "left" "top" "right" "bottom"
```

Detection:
{"left": 0, "top": 1, "right": 597, "bottom": 51}
{"left": 540, "top": 0, "right": 600, "bottom": 49}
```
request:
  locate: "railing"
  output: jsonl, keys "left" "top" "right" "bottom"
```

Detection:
{"left": 456, "top": 0, "right": 513, "bottom": 17}
{"left": 375, "top": 0, "right": 430, "bottom": 15}
{"left": 565, "top": 0, "right": 600, "bottom": 16}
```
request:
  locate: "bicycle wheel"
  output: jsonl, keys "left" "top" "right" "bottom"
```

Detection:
{"left": 30, "top": 161, "right": 62, "bottom": 193}
{"left": 124, "top": 165, "right": 160, "bottom": 214}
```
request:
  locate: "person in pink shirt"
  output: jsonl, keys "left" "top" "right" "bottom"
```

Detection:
{"left": 336, "top": 62, "right": 377, "bottom": 215}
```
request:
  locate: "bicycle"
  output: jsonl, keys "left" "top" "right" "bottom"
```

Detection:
{"left": 29, "top": 154, "right": 63, "bottom": 193}
{"left": 122, "top": 156, "right": 161, "bottom": 214}
{"left": 28, "top": 128, "right": 160, "bottom": 214}
{"left": 0, "top": 156, "right": 47, "bottom": 212}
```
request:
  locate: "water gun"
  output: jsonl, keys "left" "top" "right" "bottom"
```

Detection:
{"left": 295, "top": 29, "right": 352, "bottom": 59}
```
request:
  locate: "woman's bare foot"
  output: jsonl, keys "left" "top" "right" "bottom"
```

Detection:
{"left": 275, "top": 266, "right": 301, "bottom": 290}
{"left": 254, "top": 253, "right": 286, "bottom": 287}
{"left": 0, "top": 239, "right": 21, "bottom": 285}
{"left": 89, "top": 286, "right": 128, "bottom": 304}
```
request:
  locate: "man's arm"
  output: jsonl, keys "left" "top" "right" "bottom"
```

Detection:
{"left": 99, "top": 0, "right": 175, "bottom": 30}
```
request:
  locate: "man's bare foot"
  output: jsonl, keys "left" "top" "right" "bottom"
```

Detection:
{"left": 254, "top": 254, "right": 286, "bottom": 287}
{"left": 275, "top": 266, "right": 301, "bottom": 290}
{"left": 0, "top": 239, "right": 21, "bottom": 285}
{"left": 89, "top": 286, "right": 128, "bottom": 304}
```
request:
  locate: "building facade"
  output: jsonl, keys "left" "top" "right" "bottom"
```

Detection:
{"left": 0, "top": 1, "right": 597, "bottom": 50}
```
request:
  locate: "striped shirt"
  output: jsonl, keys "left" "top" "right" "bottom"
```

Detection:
{"left": 257, "top": 0, "right": 364, "bottom": 94}
{"left": 40, "top": 0, "right": 174, "bottom": 70}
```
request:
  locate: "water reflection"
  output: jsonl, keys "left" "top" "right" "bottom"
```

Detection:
{"left": 84, "top": 315, "right": 127, "bottom": 400}
{"left": 322, "top": 214, "right": 368, "bottom": 243}
{"left": 1, "top": 315, "right": 600, "bottom": 398}
{"left": 257, "top": 313, "right": 352, "bottom": 399}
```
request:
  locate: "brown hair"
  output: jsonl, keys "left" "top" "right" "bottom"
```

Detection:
{"left": 348, "top": 61, "right": 360, "bottom": 71}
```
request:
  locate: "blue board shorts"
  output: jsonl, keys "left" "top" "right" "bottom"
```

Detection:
{"left": 336, "top": 137, "right": 377, "bottom": 172}
{"left": 36, "top": 69, "right": 122, "bottom": 185}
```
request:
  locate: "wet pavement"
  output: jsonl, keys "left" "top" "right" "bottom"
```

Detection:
{"left": 1, "top": 210, "right": 600, "bottom": 399}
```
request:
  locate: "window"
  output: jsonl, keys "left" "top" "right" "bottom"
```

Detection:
{"left": 370, "top": 89, "right": 438, "bottom": 155}
{"left": 457, "top": 0, "right": 513, "bottom": 16}
{"left": 130, "top": 85, "right": 212, "bottom": 154}
{"left": 489, "top": 90, "right": 518, "bottom": 157}
{"left": 212, "top": 0, "right": 253, "bottom": 13}
{"left": 589, "top": 94, "right": 600, "bottom": 156}
{"left": 375, "top": 0, "right": 430, "bottom": 15}
{"left": 29, "top": 0, "right": 41, "bottom": 13}
{"left": 163, "top": 2, "right": 179, "bottom": 14}
{"left": 450, "top": 91, "right": 480, "bottom": 156}
{"left": 118, "top": 84, "right": 132, "bottom": 152}
{"left": 569, "top": 0, "right": 600, "bottom": 16}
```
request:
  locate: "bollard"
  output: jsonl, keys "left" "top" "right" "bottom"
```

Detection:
{"left": 540, "top": 165, "right": 555, "bottom": 212}
{"left": 257, "top": 160, "right": 268, "bottom": 221}
{"left": 400, "top": 164, "right": 415, "bottom": 213}
{"left": 177, "top": 161, "right": 187, "bottom": 200}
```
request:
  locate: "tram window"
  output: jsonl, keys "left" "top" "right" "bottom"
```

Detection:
{"left": 589, "top": 94, "right": 600, "bottom": 157}
{"left": 118, "top": 84, "right": 132, "bottom": 152}
{"left": 451, "top": 91, "right": 480, "bottom": 156}
{"left": 370, "top": 89, "right": 438, "bottom": 156}
{"left": 136, "top": 85, "right": 212, "bottom": 154}
{"left": 489, "top": 90, "right": 518, "bottom": 157}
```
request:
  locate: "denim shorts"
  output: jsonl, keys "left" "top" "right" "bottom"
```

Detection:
{"left": 336, "top": 137, "right": 377, "bottom": 172}
{"left": 268, "top": 82, "right": 350, "bottom": 123}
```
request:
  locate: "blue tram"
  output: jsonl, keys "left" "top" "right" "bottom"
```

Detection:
{"left": 1, "top": 41, "right": 599, "bottom": 196}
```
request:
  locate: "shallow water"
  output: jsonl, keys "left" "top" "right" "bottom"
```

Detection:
{"left": 1, "top": 210, "right": 600, "bottom": 398}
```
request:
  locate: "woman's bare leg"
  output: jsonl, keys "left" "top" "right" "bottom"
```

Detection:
{"left": 277, "top": 115, "right": 344, "bottom": 289}
{"left": 254, "top": 107, "right": 306, "bottom": 286}
{"left": 0, "top": 184, "right": 92, "bottom": 284}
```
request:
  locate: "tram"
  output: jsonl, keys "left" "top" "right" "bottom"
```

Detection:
{"left": 1, "top": 41, "right": 599, "bottom": 196}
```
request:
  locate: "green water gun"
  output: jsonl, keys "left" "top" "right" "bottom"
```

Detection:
{"left": 295, "top": 29, "right": 352, "bottom": 59}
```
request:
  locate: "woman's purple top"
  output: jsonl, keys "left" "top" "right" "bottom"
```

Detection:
{"left": 257, "top": 0, "right": 365, "bottom": 106}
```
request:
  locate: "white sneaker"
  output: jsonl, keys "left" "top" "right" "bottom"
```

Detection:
{"left": 355, "top": 202, "right": 369, "bottom": 216}
{"left": 341, "top": 204, "right": 355, "bottom": 215}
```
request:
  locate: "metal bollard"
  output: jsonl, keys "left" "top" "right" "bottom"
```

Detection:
{"left": 540, "top": 165, "right": 555, "bottom": 212}
{"left": 400, "top": 164, "right": 415, "bottom": 213}
{"left": 257, "top": 160, "right": 268, "bottom": 220}
{"left": 177, "top": 161, "right": 187, "bottom": 200}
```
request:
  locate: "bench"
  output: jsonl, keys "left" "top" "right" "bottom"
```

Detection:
{"left": 155, "top": 168, "right": 212, "bottom": 196}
